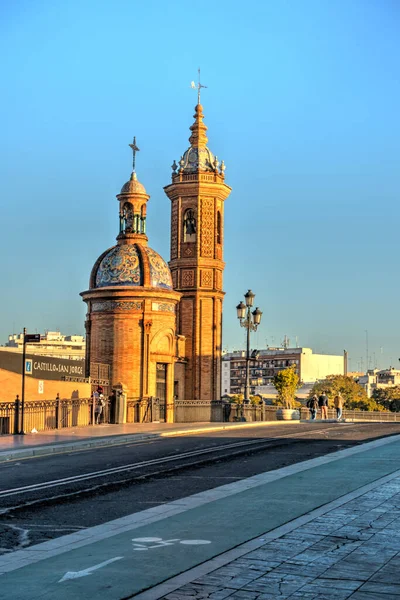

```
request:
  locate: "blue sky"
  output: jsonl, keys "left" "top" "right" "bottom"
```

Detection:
{"left": 1, "top": 0, "right": 399, "bottom": 372}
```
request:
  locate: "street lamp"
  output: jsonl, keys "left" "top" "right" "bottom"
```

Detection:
{"left": 236, "top": 290, "right": 263, "bottom": 420}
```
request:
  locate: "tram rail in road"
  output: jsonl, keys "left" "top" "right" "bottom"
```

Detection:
{"left": 0, "top": 423, "right": 366, "bottom": 499}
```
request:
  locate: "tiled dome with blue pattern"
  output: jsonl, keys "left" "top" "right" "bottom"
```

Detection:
{"left": 94, "top": 244, "right": 173, "bottom": 289}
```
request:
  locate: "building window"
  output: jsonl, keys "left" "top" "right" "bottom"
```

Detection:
{"left": 216, "top": 211, "right": 222, "bottom": 244}
{"left": 183, "top": 209, "right": 196, "bottom": 242}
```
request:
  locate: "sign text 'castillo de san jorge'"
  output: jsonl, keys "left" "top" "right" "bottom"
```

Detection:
{"left": 0, "top": 351, "right": 85, "bottom": 381}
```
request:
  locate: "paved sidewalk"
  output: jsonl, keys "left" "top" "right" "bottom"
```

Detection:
{"left": 156, "top": 476, "right": 400, "bottom": 599}
{"left": 0, "top": 420, "right": 295, "bottom": 462}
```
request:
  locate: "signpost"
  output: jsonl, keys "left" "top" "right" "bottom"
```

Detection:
{"left": 20, "top": 328, "right": 41, "bottom": 434}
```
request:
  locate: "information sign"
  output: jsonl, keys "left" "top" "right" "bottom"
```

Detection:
{"left": 24, "top": 334, "right": 41, "bottom": 343}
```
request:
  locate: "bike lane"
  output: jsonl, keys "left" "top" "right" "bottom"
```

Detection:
{"left": 1, "top": 436, "right": 400, "bottom": 600}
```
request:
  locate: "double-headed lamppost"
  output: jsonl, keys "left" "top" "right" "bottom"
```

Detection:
{"left": 236, "top": 290, "right": 263, "bottom": 419}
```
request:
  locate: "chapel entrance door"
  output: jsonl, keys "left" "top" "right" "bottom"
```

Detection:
{"left": 156, "top": 363, "right": 167, "bottom": 422}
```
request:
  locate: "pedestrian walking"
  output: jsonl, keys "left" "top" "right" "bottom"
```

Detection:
{"left": 307, "top": 394, "right": 319, "bottom": 420}
{"left": 318, "top": 391, "right": 329, "bottom": 419}
{"left": 92, "top": 390, "right": 99, "bottom": 424}
{"left": 334, "top": 392, "right": 344, "bottom": 420}
{"left": 95, "top": 392, "right": 105, "bottom": 424}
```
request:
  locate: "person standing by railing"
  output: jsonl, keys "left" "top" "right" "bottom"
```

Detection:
{"left": 307, "top": 394, "right": 319, "bottom": 420}
{"left": 94, "top": 386, "right": 105, "bottom": 424}
{"left": 318, "top": 391, "right": 329, "bottom": 420}
{"left": 334, "top": 392, "right": 344, "bottom": 421}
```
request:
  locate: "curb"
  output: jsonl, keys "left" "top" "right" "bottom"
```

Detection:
{"left": 0, "top": 421, "right": 299, "bottom": 462}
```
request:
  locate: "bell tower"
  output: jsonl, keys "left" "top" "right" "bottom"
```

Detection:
{"left": 164, "top": 101, "right": 231, "bottom": 401}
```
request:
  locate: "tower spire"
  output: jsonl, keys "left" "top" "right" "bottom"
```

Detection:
{"left": 188, "top": 104, "right": 208, "bottom": 149}
{"left": 129, "top": 136, "right": 140, "bottom": 173}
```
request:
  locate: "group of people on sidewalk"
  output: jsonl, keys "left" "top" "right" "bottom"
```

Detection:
{"left": 306, "top": 391, "right": 344, "bottom": 421}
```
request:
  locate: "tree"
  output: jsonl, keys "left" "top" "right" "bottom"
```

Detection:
{"left": 229, "top": 394, "right": 244, "bottom": 404}
{"left": 372, "top": 386, "right": 400, "bottom": 412}
{"left": 273, "top": 365, "right": 300, "bottom": 409}
{"left": 309, "top": 375, "right": 385, "bottom": 411}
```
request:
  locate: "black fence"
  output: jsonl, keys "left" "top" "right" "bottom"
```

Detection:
{"left": 1, "top": 398, "right": 400, "bottom": 434}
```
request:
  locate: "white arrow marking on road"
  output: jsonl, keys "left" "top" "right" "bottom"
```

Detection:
{"left": 58, "top": 556, "right": 123, "bottom": 582}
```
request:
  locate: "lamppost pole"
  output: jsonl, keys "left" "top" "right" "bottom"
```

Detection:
{"left": 20, "top": 327, "right": 26, "bottom": 435}
{"left": 245, "top": 307, "right": 251, "bottom": 402}
{"left": 236, "top": 290, "right": 263, "bottom": 420}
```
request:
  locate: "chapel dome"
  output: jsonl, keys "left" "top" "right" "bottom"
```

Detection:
{"left": 92, "top": 243, "right": 173, "bottom": 289}
{"left": 120, "top": 172, "right": 147, "bottom": 195}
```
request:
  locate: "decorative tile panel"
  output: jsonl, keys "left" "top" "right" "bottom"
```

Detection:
{"left": 182, "top": 270, "right": 195, "bottom": 287}
{"left": 146, "top": 247, "right": 173, "bottom": 289}
{"left": 183, "top": 244, "right": 195, "bottom": 257}
{"left": 200, "top": 197, "right": 214, "bottom": 257}
{"left": 96, "top": 245, "right": 142, "bottom": 287}
{"left": 201, "top": 270, "right": 213, "bottom": 288}
{"left": 92, "top": 301, "right": 142, "bottom": 312}
{"left": 152, "top": 302, "right": 175, "bottom": 313}
{"left": 171, "top": 200, "right": 178, "bottom": 260}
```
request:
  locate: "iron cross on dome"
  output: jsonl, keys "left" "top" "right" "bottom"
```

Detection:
{"left": 129, "top": 136, "right": 140, "bottom": 172}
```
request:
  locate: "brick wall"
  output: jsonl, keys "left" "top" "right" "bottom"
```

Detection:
{"left": 0, "top": 368, "right": 91, "bottom": 402}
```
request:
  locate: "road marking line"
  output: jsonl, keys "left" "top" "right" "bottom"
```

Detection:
{"left": 58, "top": 556, "right": 123, "bottom": 582}
{"left": 0, "top": 424, "right": 361, "bottom": 498}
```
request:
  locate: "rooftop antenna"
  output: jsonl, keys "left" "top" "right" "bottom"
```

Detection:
{"left": 191, "top": 68, "right": 207, "bottom": 105}
{"left": 129, "top": 136, "right": 140, "bottom": 173}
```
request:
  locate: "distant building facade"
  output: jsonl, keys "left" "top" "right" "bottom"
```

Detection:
{"left": 359, "top": 368, "right": 400, "bottom": 398}
{"left": 3, "top": 331, "right": 85, "bottom": 360}
{"left": 222, "top": 347, "right": 344, "bottom": 396}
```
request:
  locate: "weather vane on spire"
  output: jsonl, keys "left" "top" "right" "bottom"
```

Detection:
{"left": 191, "top": 68, "right": 207, "bottom": 105}
{"left": 129, "top": 136, "right": 140, "bottom": 172}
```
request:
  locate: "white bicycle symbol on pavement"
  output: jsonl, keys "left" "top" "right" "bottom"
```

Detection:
{"left": 132, "top": 537, "right": 211, "bottom": 551}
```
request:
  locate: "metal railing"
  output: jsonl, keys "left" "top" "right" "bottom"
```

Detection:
{"left": 0, "top": 398, "right": 95, "bottom": 434}
{"left": 1, "top": 398, "right": 400, "bottom": 434}
{"left": 299, "top": 407, "right": 399, "bottom": 422}
{"left": 126, "top": 397, "right": 168, "bottom": 423}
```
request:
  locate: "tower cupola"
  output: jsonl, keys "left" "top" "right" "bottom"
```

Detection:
{"left": 117, "top": 137, "right": 149, "bottom": 242}
{"left": 172, "top": 105, "right": 226, "bottom": 177}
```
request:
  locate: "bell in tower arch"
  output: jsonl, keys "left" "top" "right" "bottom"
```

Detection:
{"left": 183, "top": 208, "right": 196, "bottom": 242}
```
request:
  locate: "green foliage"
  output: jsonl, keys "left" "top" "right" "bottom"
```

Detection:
{"left": 273, "top": 365, "right": 300, "bottom": 409}
{"left": 271, "top": 397, "right": 302, "bottom": 408}
{"left": 309, "top": 375, "right": 385, "bottom": 411}
{"left": 346, "top": 397, "right": 386, "bottom": 411}
{"left": 229, "top": 394, "right": 244, "bottom": 404}
{"left": 250, "top": 394, "right": 263, "bottom": 405}
{"left": 372, "top": 386, "right": 400, "bottom": 412}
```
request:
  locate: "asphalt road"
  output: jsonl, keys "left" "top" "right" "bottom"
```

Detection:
{"left": 1, "top": 422, "right": 399, "bottom": 555}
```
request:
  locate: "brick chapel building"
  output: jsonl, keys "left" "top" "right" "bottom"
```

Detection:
{"left": 81, "top": 101, "right": 231, "bottom": 420}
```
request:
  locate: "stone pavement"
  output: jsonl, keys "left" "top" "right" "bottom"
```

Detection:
{"left": 158, "top": 475, "right": 400, "bottom": 599}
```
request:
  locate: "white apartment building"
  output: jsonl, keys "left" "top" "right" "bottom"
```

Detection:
{"left": 3, "top": 331, "right": 85, "bottom": 360}
{"left": 358, "top": 368, "right": 400, "bottom": 398}
{"left": 222, "top": 347, "right": 344, "bottom": 396}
